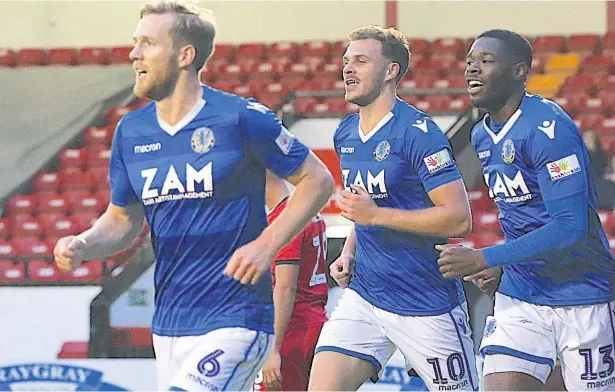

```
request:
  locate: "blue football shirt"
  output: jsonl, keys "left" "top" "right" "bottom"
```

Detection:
{"left": 471, "top": 93, "right": 615, "bottom": 306}
{"left": 334, "top": 98, "right": 465, "bottom": 316}
{"left": 109, "top": 85, "right": 309, "bottom": 336}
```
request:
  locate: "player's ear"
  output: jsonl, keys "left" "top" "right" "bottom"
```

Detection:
{"left": 386, "top": 62, "right": 400, "bottom": 83}
{"left": 178, "top": 44, "right": 197, "bottom": 69}
{"left": 513, "top": 62, "right": 529, "bottom": 81}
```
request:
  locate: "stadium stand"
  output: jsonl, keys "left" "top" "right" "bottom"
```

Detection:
{"left": 1, "top": 33, "right": 614, "bottom": 284}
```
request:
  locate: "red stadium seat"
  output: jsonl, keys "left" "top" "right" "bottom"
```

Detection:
{"left": 37, "top": 193, "right": 69, "bottom": 214}
{"left": 106, "top": 106, "right": 132, "bottom": 124}
{"left": 399, "top": 75, "right": 436, "bottom": 90}
{"left": 60, "top": 260, "right": 103, "bottom": 282}
{"left": 58, "top": 148, "right": 87, "bottom": 169}
{"left": 108, "top": 46, "right": 132, "bottom": 64}
{"left": 412, "top": 58, "right": 444, "bottom": 75}
{"left": 408, "top": 38, "right": 430, "bottom": 56}
{"left": 94, "top": 190, "right": 110, "bottom": 208}
{"left": 299, "top": 41, "right": 331, "bottom": 58}
{"left": 251, "top": 61, "right": 278, "bottom": 80}
{"left": 448, "top": 96, "right": 471, "bottom": 112}
{"left": 576, "top": 114, "right": 604, "bottom": 129}
{"left": 86, "top": 167, "right": 110, "bottom": 190}
{"left": 473, "top": 211, "right": 501, "bottom": 232}
{"left": 294, "top": 97, "right": 317, "bottom": 115}
{"left": 85, "top": 147, "right": 111, "bottom": 168}
{"left": 63, "top": 190, "right": 94, "bottom": 207}
{"left": 83, "top": 125, "right": 114, "bottom": 146}
{"left": 0, "top": 218, "right": 10, "bottom": 240}
{"left": 7, "top": 194, "right": 37, "bottom": 215}
{"left": 230, "top": 84, "right": 254, "bottom": 98}
{"left": 267, "top": 42, "right": 298, "bottom": 60}
{"left": 330, "top": 40, "right": 348, "bottom": 58}
{"left": 582, "top": 95, "right": 608, "bottom": 115}
{"left": 60, "top": 168, "right": 94, "bottom": 190}
{"left": 12, "top": 217, "right": 43, "bottom": 238}
{"left": 595, "top": 117, "right": 615, "bottom": 135}
{"left": 78, "top": 47, "right": 109, "bottom": 65}
{"left": 46, "top": 48, "right": 77, "bottom": 66}
{"left": 432, "top": 37, "right": 463, "bottom": 54}
{"left": 0, "top": 49, "right": 16, "bottom": 67}
{"left": 473, "top": 231, "right": 505, "bottom": 248}
{"left": 467, "top": 188, "right": 492, "bottom": 213}
{"left": 38, "top": 212, "right": 67, "bottom": 231}
{"left": 255, "top": 93, "right": 283, "bottom": 111}
{"left": 211, "top": 44, "right": 234, "bottom": 60}
{"left": 279, "top": 62, "right": 311, "bottom": 80}
{"left": 553, "top": 93, "right": 587, "bottom": 116}
{"left": 235, "top": 43, "right": 266, "bottom": 59}
{"left": 533, "top": 35, "right": 565, "bottom": 53}
{"left": 579, "top": 54, "right": 613, "bottom": 73}
{"left": 44, "top": 216, "right": 78, "bottom": 238}
{"left": 28, "top": 260, "right": 60, "bottom": 282}
{"left": 433, "top": 75, "right": 466, "bottom": 89}
{"left": 13, "top": 238, "right": 50, "bottom": 257}
{"left": 600, "top": 136, "right": 615, "bottom": 155}
{"left": 0, "top": 260, "right": 24, "bottom": 282}
{"left": 598, "top": 210, "right": 614, "bottom": 234}
{"left": 16, "top": 48, "right": 46, "bottom": 66}
{"left": 264, "top": 82, "right": 290, "bottom": 97}
{"left": 71, "top": 193, "right": 104, "bottom": 214}
{"left": 567, "top": 34, "right": 600, "bottom": 53}
{"left": 32, "top": 172, "right": 61, "bottom": 192}
{"left": 560, "top": 73, "right": 597, "bottom": 94}
{"left": 0, "top": 241, "right": 14, "bottom": 258}
{"left": 314, "top": 60, "right": 343, "bottom": 80}
{"left": 415, "top": 95, "right": 452, "bottom": 113}
{"left": 603, "top": 33, "right": 615, "bottom": 51}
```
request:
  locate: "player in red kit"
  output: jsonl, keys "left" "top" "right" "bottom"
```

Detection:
{"left": 253, "top": 171, "right": 329, "bottom": 391}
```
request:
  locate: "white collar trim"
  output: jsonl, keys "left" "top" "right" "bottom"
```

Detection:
{"left": 157, "top": 98, "right": 206, "bottom": 136}
{"left": 358, "top": 112, "right": 394, "bottom": 143}
{"left": 483, "top": 108, "right": 522, "bottom": 144}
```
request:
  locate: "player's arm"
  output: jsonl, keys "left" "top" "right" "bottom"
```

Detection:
{"left": 241, "top": 101, "right": 334, "bottom": 255}
{"left": 345, "top": 118, "right": 471, "bottom": 237}
{"left": 481, "top": 119, "right": 588, "bottom": 267}
{"left": 271, "top": 241, "right": 302, "bottom": 351}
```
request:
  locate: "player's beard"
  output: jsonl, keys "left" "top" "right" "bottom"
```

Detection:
{"left": 347, "top": 67, "right": 387, "bottom": 107}
{"left": 135, "top": 58, "right": 181, "bottom": 102}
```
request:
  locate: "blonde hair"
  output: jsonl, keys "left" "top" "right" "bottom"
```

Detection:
{"left": 349, "top": 25, "right": 410, "bottom": 84}
{"left": 140, "top": 0, "right": 217, "bottom": 70}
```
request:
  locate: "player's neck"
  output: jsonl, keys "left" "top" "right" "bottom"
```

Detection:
{"left": 156, "top": 73, "right": 203, "bottom": 127}
{"left": 487, "top": 88, "right": 525, "bottom": 124}
{"left": 358, "top": 90, "right": 396, "bottom": 135}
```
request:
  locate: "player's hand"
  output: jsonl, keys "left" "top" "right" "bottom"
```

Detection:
{"left": 464, "top": 267, "right": 502, "bottom": 298}
{"left": 262, "top": 350, "right": 282, "bottom": 390}
{"left": 53, "top": 235, "right": 87, "bottom": 272}
{"left": 338, "top": 185, "right": 379, "bottom": 226}
{"left": 436, "top": 244, "right": 488, "bottom": 279}
{"left": 224, "top": 238, "right": 275, "bottom": 285}
{"left": 330, "top": 253, "right": 355, "bottom": 288}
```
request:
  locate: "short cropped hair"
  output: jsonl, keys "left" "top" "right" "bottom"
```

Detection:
{"left": 477, "top": 29, "right": 533, "bottom": 70}
{"left": 349, "top": 25, "right": 410, "bottom": 84}
{"left": 140, "top": 0, "right": 216, "bottom": 70}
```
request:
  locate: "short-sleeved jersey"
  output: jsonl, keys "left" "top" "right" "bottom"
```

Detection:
{"left": 471, "top": 93, "right": 615, "bottom": 306}
{"left": 109, "top": 85, "right": 309, "bottom": 336}
{"left": 334, "top": 98, "right": 465, "bottom": 316}
{"left": 267, "top": 198, "right": 328, "bottom": 327}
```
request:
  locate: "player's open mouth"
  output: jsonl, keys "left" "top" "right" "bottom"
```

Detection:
{"left": 345, "top": 79, "right": 358, "bottom": 91}
{"left": 136, "top": 69, "right": 148, "bottom": 79}
{"left": 468, "top": 80, "right": 484, "bottom": 94}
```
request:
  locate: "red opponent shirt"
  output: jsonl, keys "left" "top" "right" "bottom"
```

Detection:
{"left": 267, "top": 198, "right": 328, "bottom": 327}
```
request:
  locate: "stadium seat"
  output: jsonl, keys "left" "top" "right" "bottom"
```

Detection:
{"left": 299, "top": 40, "right": 331, "bottom": 58}
{"left": 255, "top": 93, "right": 283, "bottom": 111}
{"left": 16, "top": 48, "right": 46, "bottom": 66}
{"left": 560, "top": 73, "right": 597, "bottom": 94}
{"left": 554, "top": 93, "right": 586, "bottom": 116}
{"left": 0, "top": 241, "right": 14, "bottom": 259}
{"left": 86, "top": 167, "right": 110, "bottom": 190}
{"left": 602, "top": 33, "right": 615, "bottom": 52}
{"left": 576, "top": 113, "right": 603, "bottom": 129}
{"left": 415, "top": 95, "right": 452, "bottom": 113}
{"left": 467, "top": 188, "right": 493, "bottom": 213}
{"left": 433, "top": 75, "right": 466, "bottom": 89}
{"left": 412, "top": 58, "right": 444, "bottom": 76}
{"left": 294, "top": 97, "right": 318, "bottom": 115}
{"left": 545, "top": 53, "right": 580, "bottom": 75}
{"left": 13, "top": 238, "right": 50, "bottom": 257}
{"left": 77, "top": 47, "right": 109, "bottom": 65}
{"left": 60, "top": 167, "right": 94, "bottom": 190}
{"left": 12, "top": 217, "right": 43, "bottom": 238}
{"left": 105, "top": 106, "right": 131, "bottom": 124}
{"left": 595, "top": 117, "right": 615, "bottom": 135}
{"left": 473, "top": 211, "right": 501, "bottom": 233}
{"left": 71, "top": 193, "right": 104, "bottom": 214}
{"left": 72, "top": 212, "right": 99, "bottom": 233}
{"left": 527, "top": 74, "right": 565, "bottom": 98}
{"left": 399, "top": 75, "right": 436, "bottom": 90}
{"left": 32, "top": 172, "right": 61, "bottom": 193}
{"left": 28, "top": 260, "right": 60, "bottom": 282}
{"left": 82, "top": 125, "right": 114, "bottom": 147}
{"left": 566, "top": 34, "right": 600, "bottom": 54}
{"left": 0, "top": 49, "right": 16, "bottom": 67}
{"left": 448, "top": 95, "right": 471, "bottom": 112}
{"left": 280, "top": 62, "right": 311, "bottom": 80}
{"left": 85, "top": 147, "right": 111, "bottom": 169}
{"left": 579, "top": 54, "right": 613, "bottom": 73}
{"left": 108, "top": 46, "right": 132, "bottom": 64}
{"left": 600, "top": 135, "right": 615, "bottom": 155}
{"left": 267, "top": 42, "right": 298, "bottom": 60}
{"left": 37, "top": 193, "right": 69, "bottom": 214}
{"left": 0, "top": 260, "right": 24, "bottom": 282}
{"left": 46, "top": 48, "right": 77, "bottom": 66}
{"left": 235, "top": 43, "right": 266, "bottom": 59}
{"left": 7, "top": 194, "right": 37, "bottom": 216}
{"left": 60, "top": 260, "right": 103, "bottom": 282}
{"left": 533, "top": 35, "right": 565, "bottom": 53}
{"left": 38, "top": 212, "right": 68, "bottom": 232}
{"left": 432, "top": 37, "right": 463, "bottom": 54}
{"left": 408, "top": 38, "right": 430, "bottom": 56}
{"left": 473, "top": 231, "right": 505, "bottom": 248}
{"left": 0, "top": 218, "right": 10, "bottom": 240}
{"left": 59, "top": 148, "right": 87, "bottom": 169}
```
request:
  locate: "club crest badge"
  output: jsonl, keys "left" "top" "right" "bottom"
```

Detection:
{"left": 374, "top": 140, "right": 390, "bottom": 161}
{"left": 502, "top": 139, "right": 515, "bottom": 164}
{"left": 191, "top": 127, "right": 215, "bottom": 154}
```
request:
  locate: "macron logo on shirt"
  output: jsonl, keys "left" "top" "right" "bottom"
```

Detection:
{"left": 134, "top": 143, "right": 162, "bottom": 154}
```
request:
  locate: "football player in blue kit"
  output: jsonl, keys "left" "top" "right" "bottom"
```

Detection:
{"left": 438, "top": 29, "right": 615, "bottom": 391}
{"left": 308, "top": 25, "right": 478, "bottom": 391}
{"left": 52, "top": 1, "right": 334, "bottom": 391}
